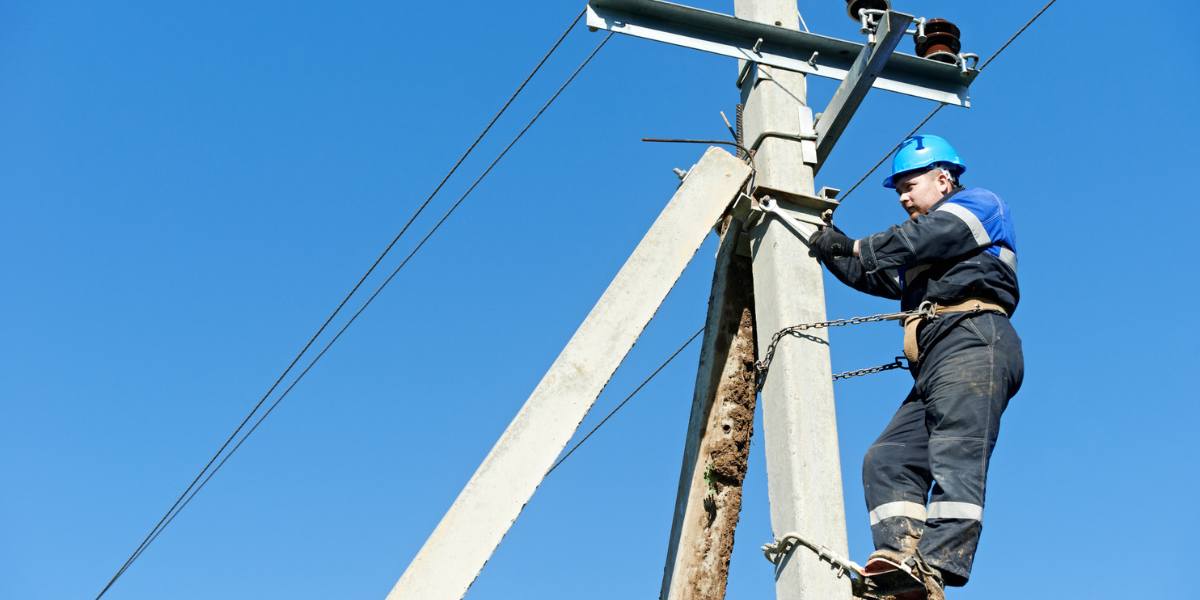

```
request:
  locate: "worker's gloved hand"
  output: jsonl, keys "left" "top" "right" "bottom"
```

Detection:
{"left": 808, "top": 225, "right": 856, "bottom": 260}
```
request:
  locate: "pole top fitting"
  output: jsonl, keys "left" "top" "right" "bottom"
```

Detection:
{"left": 846, "top": 0, "right": 891, "bottom": 21}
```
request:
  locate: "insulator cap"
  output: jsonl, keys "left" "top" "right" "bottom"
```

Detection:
{"left": 916, "top": 18, "right": 962, "bottom": 59}
{"left": 846, "top": 0, "right": 891, "bottom": 21}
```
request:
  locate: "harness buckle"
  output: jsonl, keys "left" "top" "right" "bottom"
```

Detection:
{"left": 916, "top": 300, "right": 938, "bottom": 320}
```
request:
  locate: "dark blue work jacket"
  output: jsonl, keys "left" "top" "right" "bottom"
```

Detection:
{"left": 823, "top": 187, "right": 1021, "bottom": 316}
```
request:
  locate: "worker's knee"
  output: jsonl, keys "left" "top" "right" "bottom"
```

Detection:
{"left": 928, "top": 436, "right": 991, "bottom": 504}
{"left": 863, "top": 442, "right": 899, "bottom": 475}
{"left": 863, "top": 442, "right": 929, "bottom": 499}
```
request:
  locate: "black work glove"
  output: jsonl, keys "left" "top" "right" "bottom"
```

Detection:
{"left": 808, "top": 225, "right": 856, "bottom": 260}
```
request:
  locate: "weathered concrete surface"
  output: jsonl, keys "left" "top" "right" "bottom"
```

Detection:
{"left": 660, "top": 216, "right": 758, "bottom": 600}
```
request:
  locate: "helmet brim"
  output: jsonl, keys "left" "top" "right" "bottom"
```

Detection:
{"left": 882, "top": 163, "right": 966, "bottom": 189}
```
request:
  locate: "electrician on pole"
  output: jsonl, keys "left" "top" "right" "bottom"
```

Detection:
{"left": 807, "top": 134, "right": 1023, "bottom": 599}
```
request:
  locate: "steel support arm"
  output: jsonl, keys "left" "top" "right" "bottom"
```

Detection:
{"left": 814, "top": 10, "right": 913, "bottom": 169}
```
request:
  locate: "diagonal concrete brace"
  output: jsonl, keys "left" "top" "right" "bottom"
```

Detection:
{"left": 387, "top": 147, "right": 753, "bottom": 600}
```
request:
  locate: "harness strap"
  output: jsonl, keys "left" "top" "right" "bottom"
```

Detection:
{"left": 902, "top": 298, "right": 1008, "bottom": 364}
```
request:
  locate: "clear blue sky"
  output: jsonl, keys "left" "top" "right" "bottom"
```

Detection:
{"left": 2, "top": 1, "right": 1196, "bottom": 598}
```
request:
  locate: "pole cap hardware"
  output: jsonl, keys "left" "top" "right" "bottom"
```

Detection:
{"left": 845, "top": 0, "right": 891, "bottom": 21}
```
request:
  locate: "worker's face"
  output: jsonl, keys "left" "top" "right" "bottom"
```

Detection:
{"left": 895, "top": 168, "right": 955, "bottom": 221}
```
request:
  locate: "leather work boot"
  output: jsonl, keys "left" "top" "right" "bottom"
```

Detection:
{"left": 917, "top": 568, "right": 945, "bottom": 600}
{"left": 903, "top": 553, "right": 945, "bottom": 600}
{"left": 861, "top": 549, "right": 924, "bottom": 597}
{"left": 860, "top": 549, "right": 946, "bottom": 600}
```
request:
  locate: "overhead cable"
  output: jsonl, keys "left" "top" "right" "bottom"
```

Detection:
{"left": 95, "top": 10, "right": 594, "bottom": 599}
{"left": 546, "top": 326, "right": 704, "bottom": 476}
{"left": 838, "top": 103, "right": 945, "bottom": 201}
{"left": 136, "top": 32, "right": 616, "bottom": 561}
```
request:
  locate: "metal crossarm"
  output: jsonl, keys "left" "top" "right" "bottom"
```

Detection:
{"left": 586, "top": 0, "right": 977, "bottom": 106}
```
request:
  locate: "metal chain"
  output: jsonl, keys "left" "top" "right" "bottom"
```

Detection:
{"left": 755, "top": 309, "right": 920, "bottom": 377}
{"left": 833, "top": 357, "right": 909, "bottom": 381}
{"left": 754, "top": 303, "right": 939, "bottom": 387}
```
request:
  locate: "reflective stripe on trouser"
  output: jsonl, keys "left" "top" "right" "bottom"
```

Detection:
{"left": 861, "top": 312, "right": 1023, "bottom": 587}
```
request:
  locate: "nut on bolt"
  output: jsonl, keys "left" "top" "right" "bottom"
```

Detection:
{"left": 915, "top": 18, "right": 962, "bottom": 65}
{"left": 845, "top": 0, "right": 890, "bottom": 21}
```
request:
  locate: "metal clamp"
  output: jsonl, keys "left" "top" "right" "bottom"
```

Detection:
{"left": 745, "top": 104, "right": 821, "bottom": 166}
{"left": 747, "top": 130, "right": 818, "bottom": 154}
{"left": 762, "top": 531, "right": 863, "bottom": 579}
{"left": 959, "top": 52, "right": 980, "bottom": 73}
{"left": 858, "top": 8, "right": 886, "bottom": 35}
{"left": 899, "top": 16, "right": 929, "bottom": 45}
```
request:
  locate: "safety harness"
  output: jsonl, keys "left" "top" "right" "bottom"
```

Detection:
{"left": 902, "top": 298, "right": 1008, "bottom": 364}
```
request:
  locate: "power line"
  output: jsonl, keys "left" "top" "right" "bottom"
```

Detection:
{"left": 838, "top": 103, "right": 944, "bottom": 201}
{"left": 839, "top": 0, "right": 1058, "bottom": 202}
{"left": 136, "top": 31, "right": 615, "bottom": 563}
{"left": 95, "top": 10, "right": 593, "bottom": 599}
{"left": 546, "top": 327, "right": 704, "bottom": 476}
{"left": 978, "top": 0, "right": 1058, "bottom": 71}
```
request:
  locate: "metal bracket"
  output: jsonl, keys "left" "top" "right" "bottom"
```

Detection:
{"left": 745, "top": 192, "right": 839, "bottom": 248}
{"left": 735, "top": 37, "right": 763, "bottom": 87}
{"left": 732, "top": 192, "right": 757, "bottom": 258}
{"left": 770, "top": 191, "right": 838, "bottom": 220}
{"left": 757, "top": 197, "right": 820, "bottom": 244}
{"left": 730, "top": 191, "right": 757, "bottom": 226}
{"left": 736, "top": 60, "right": 755, "bottom": 88}
{"left": 586, "top": 0, "right": 976, "bottom": 106}
{"left": 813, "top": 10, "right": 912, "bottom": 170}
{"left": 817, "top": 186, "right": 841, "bottom": 201}
{"left": 797, "top": 106, "right": 818, "bottom": 166}
{"left": 740, "top": 174, "right": 840, "bottom": 222}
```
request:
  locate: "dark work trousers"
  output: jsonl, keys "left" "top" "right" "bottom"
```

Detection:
{"left": 861, "top": 312, "right": 1023, "bottom": 587}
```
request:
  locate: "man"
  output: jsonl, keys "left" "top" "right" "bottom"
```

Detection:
{"left": 807, "top": 134, "right": 1024, "bottom": 599}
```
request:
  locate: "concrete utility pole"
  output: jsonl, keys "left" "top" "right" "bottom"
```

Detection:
{"left": 737, "top": 1, "right": 852, "bottom": 599}
{"left": 394, "top": 2, "right": 977, "bottom": 597}
{"left": 662, "top": 3, "right": 854, "bottom": 599}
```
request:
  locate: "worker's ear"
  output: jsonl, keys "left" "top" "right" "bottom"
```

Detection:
{"left": 934, "top": 168, "right": 954, "bottom": 191}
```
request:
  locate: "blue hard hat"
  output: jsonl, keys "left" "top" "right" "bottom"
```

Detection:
{"left": 882, "top": 134, "right": 967, "bottom": 189}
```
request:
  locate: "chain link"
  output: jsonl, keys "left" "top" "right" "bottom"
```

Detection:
{"left": 755, "top": 310, "right": 918, "bottom": 375}
{"left": 753, "top": 305, "right": 937, "bottom": 387}
{"left": 832, "top": 357, "right": 910, "bottom": 381}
